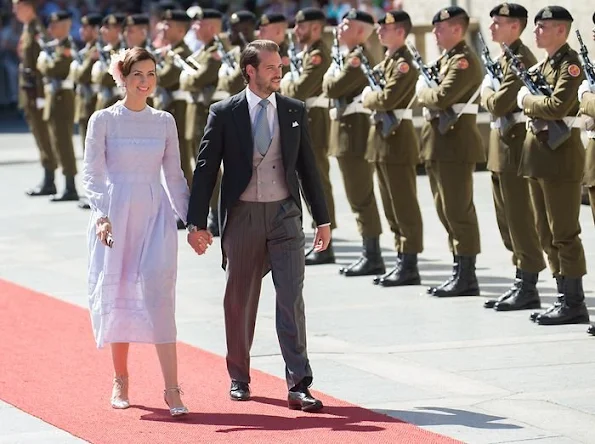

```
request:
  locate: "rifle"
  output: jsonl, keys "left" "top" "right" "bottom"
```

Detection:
{"left": 576, "top": 30, "right": 595, "bottom": 88}
{"left": 356, "top": 47, "right": 400, "bottom": 138}
{"left": 503, "top": 43, "right": 570, "bottom": 150}
{"left": 478, "top": 33, "right": 520, "bottom": 135}
{"left": 68, "top": 36, "right": 83, "bottom": 65}
{"left": 330, "top": 27, "right": 347, "bottom": 117}
{"left": 95, "top": 37, "right": 109, "bottom": 65}
{"left": 214, "top": 35, "right": 236, "bottom": 70}
{"left": 406, "top": 40, "right": 458, "bottom": 134}
{"left": 286, "top": 30, "right": 301, "bottom": 80}
{"left": 166, "top": 47, "right": 198, "bottom": 75}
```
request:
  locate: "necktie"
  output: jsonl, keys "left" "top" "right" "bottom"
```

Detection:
{"left": 253, "top": 98, "right": 271, "bottom": 156}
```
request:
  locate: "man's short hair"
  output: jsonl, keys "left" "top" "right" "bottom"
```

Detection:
{"left": 240, "top": 39, "right": 279, "bottom": 84}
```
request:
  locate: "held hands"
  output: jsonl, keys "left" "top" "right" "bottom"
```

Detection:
{"left": 96, "top": 216, "right": 114, "bottom": 248}
{"left": 312, "top": 225, "right": 331, "bottom": 253}
{"left": 187, "top": 229, "right": 213, "bottom": 255}
{"left": 517, "top": 86, "right": 530, "bottom": 109}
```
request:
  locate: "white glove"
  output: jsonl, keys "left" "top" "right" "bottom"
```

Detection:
{"left": 361, "top": 86, "right": 372, "bottom": 102}
{"left": 415, "top": 75, "right": 427, "bottom": 96}
{"left": 481, "top": 74, "right": 499, "bottom": 97}
{"left": 179, "top": 70, "right": 190, "bottom": 84}
{"left": 517, "top": 86, "right": 530, "bottom": 109}
{"left": 578, "top": 79, "right": 591, "bottom": 102}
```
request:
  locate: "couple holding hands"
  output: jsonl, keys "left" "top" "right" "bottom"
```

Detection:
{"left": 84, "top": 41, "right": 331, "bottom": 416}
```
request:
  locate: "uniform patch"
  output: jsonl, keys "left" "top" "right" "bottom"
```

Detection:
{"left": 398, "top": 62, "right": 410, "bottom": 73}
{"left": 568, "top": 64, "right": 581, "bottom": 77}
{"left": 281, "top": 56, "right": 290, "bottom": 66}
{"left": 457, "top": 58, "right": 469, "bottom": 70}
{"left": 349, "top": 56, "right": 361, "bottom": 68}
{"left": 311, "top": 54, "right": 322, "bottom": 65}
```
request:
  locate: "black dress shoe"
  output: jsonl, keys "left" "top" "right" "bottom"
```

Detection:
{"left": 77, "top": 198, "right": 91, "bottom": 210}
{"left": 305, "top": 243, "right": 335, "bottom": 265}
{"left": 229, "top": 381, "right": 250, "bottom": 401}
{"left": 288, "top": 386, "right": 323, "bottom": 412}
{"left": 587, "top": 324, "right": 595, "bottom": 336}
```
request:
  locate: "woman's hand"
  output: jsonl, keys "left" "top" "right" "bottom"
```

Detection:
{"left": 96, "top": 216, "right": 113, "bottom": 248}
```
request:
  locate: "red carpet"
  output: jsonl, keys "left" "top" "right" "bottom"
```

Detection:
{"left": 0, "top": 279, "right": 461, "bottom": 443}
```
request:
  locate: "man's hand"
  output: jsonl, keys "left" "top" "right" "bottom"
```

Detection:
{"left": 517, "top": 86, "right": 530, "bottom": 109}
{"left": 312, "top": 225, "right": 331, "bottom": 253}
{"left": 187, "top": 229, "right": 213, "bottom": 255}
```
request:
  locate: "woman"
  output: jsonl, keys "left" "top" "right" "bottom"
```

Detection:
{"left": 82, "top": 47, "right": 190, "bottom": 416}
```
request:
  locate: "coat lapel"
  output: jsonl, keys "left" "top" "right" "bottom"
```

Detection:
{"left": 275, "top": 93, "right": 291, "bottom": 173}
{"left": 231, "top": 90, "right": 254, "bottom": 164}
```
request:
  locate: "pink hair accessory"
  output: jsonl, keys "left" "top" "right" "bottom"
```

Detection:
{"left": 107, "top": 48, "right": 130, "bottom": 87}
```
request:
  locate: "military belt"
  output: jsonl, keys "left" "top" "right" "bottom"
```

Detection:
{"left": 342, "top": 100, "right": 371, "bottom": 117}
{"left": 305, "top": 96, "right": 329, "bottom": 109}
{"left": 172, "top": 90, "right": 192, "bottom": 102}
{"left": 211, "top": 90, "right": 230, "bottom": 102}
{"left": 451, "top": 103, "right": 478, "bottom": 115}
{"left": 389, "top": 109, "right": 413, "bottom": 120}
{"left": 43, "top": 78, "right": 74, "bottom": 94}
{"left": 490, "top": 112, "right": 526, "bottom": 130}
{"left": 526, "top": 116, "right": 583, "bottom": 133}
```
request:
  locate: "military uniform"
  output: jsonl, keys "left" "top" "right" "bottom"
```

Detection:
{"left": 517, "top": 6, "right": 589, "bottom": 326}
{"left": 479, "top": 3, "right": 547, "bottom": 311}
{"left": 323, "top": 10, "right": 384, "bottom": 277}
{"left": 92, "top": 13, "right": 126, "bottom": 110}
{"left": 153, "top": 10, "right": 193, "bottom": 188}
{"left": 417, "top": 6, "right": 484, "bottom": 297}
{"left": 280, "top": 8, "right": 336, "bottom": 265}
{"left": 257, "top": 13, "right": 292, "bottom": 77}
{"left": 581, "top": 91, "right": 595, "bottom": 222}
{"left": 17, "top": 10, "right": 56, "bottom": 196}
{"left": 362, "top": 10, "right": 423, "bottom": 287}
{"left": 36, "top": 11, "right": 78, "bottom": 201}
{"left": 123, "top": 14, "right": 154, "bottom": 107}
{"left": 179, "top": 9, "right": 223, "bottom": 158}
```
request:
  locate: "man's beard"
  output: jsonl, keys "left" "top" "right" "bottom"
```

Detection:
{"left": 298, "top": 30, "right": 311, "bottom": 44}
{"left": 256, "top": 77, "right": 280, "bottom": 95}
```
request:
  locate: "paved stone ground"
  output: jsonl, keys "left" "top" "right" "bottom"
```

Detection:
{"left": 1, "top": 121, "right": 595, "bottom": 444}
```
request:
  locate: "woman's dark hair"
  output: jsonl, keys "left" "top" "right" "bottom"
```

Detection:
{"left": 119, "top": 47, "right": 157, "bottom": 77}
{"left": 239, "top": 39, "right": 280, "bottom": 84}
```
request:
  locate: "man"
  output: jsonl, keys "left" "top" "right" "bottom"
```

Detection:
{"left": 281, "top": 7, "right": 337, "bottom": 265}
{"left": 13, "top": 0, "right": 56, "bottom": 197}
{"left": 208, "top": 10, "right": 257, "bottom": 235}
{"left": 416, "top": 6, "right": 484, "bottom": 297}
{"left": 322, "top": 9, "right": 384, "bottom": 277}
{"left": 480, "top": 4, "right": 547, "bottom": 311}
{"left": 92, "top": 13, "right": 126, "bottom": 111}
{"left": 179, "top": 8, "right": 222, "bottom": 160}
{"left": 578, "top": 12, "right": 595, "bottom": 335}
{"left": 257, "top": 12, "right": 290, "bottom": 76}
{"left": 70, "top": 12, "right": 101, "bottom": 210}
{"left": 361, "top": 10, "right": 423, "bottom": 287}
{"left": 518, "top": 7, "right": 589, "bottom": 326}
{"left": 36, "top": 10, "right": 78, "bottom": 202}
{"left": 154, "top": 9, "right": 193, "bottom": 195}
{"left": 186, "top": 40, "right": 330, "bottom": 412}
{"left": 124, "top": 13, "right": 152, "bottom": 48}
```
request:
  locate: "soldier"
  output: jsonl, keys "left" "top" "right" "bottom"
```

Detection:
{"left": 36, "top": 10, "right": 78, "bottom": 201}
{"left": 92, "top": 13, "right": 126, "bottom": 111}
{"left": 257, "top": 12, "right": 291, "bottom": 76}
{"left": 480, "top": 3, "right": 548, "bottom": 311}
{"left": 124, "top": 13, "right": 152, "bottom": 48}
{"left": 517, "top": 6, "right": 589, "bottom": 326}
{"left": 180, "top": 8, "right": 222, "bottom": 159}
{"left": 360, "top": 10, "right": 423, "bottom": 286}
{"left": 415, "top": 6, "right": 484, "bottom": 297}
{"left": 13, "top": 0, "right": 57, "bottom": 197}
{"left": 280, "top": 7, "right": 337, "bottom": 265}
{"left": 207, "top": 10, "right": 257, "bottom": 235}
{"left": 323, "top": 10, "right": 384, "bottom": 277}
{"left": 578, "top": 13, "right": 595, "bottom": 336}
{"left": 154, "top": 8, "right": 194, "bottom": 228}
{"left": 70, "top": 12, "right": 102, "bottom": 210}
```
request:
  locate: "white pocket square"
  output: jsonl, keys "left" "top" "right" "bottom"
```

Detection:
{"left": 292, "top": 121, "right": 299, "bottom": 127}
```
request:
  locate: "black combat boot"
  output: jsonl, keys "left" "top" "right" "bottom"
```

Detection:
{"left": 208, "top": 208, "right": 220, "bottom": 236}
{"left": 373, "top": 253, "right": 401, "bottom": 285}
{"left": 587, "top": 324, "right": 595, "bottom": 336}
{"left": 77, "top": 197, "right": 91, "bottom": 210}
{"left": 379, "top": 253, "right": 421, "bottom": 287}
{"left": 530, "top": 275, "right": 563, "bottom": 322}
{"left": 340, "top": 237, "right": 385, "bottom": 277}
{"left": 26, "top": 168, "right": 56, "bottom": 196}
{"left": 426, "top": 255, "right": 458, "bottom": 294}
{"left": 495, "top": 270, "right": 541, "bottom": 311}
{"left": 305, "top": 240, "right": 336, "bottom": 265}
{"left": 484, "top": 268, "right": 521, "bottom": 308}
{"left": 536, "top": 277, "right": 590, "bottom": 325}
{"left": 431, "top": 255, "right": 480, "bottom": 297}
{"left": 50, "top": 175, "right": 79, "bottom": 202}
